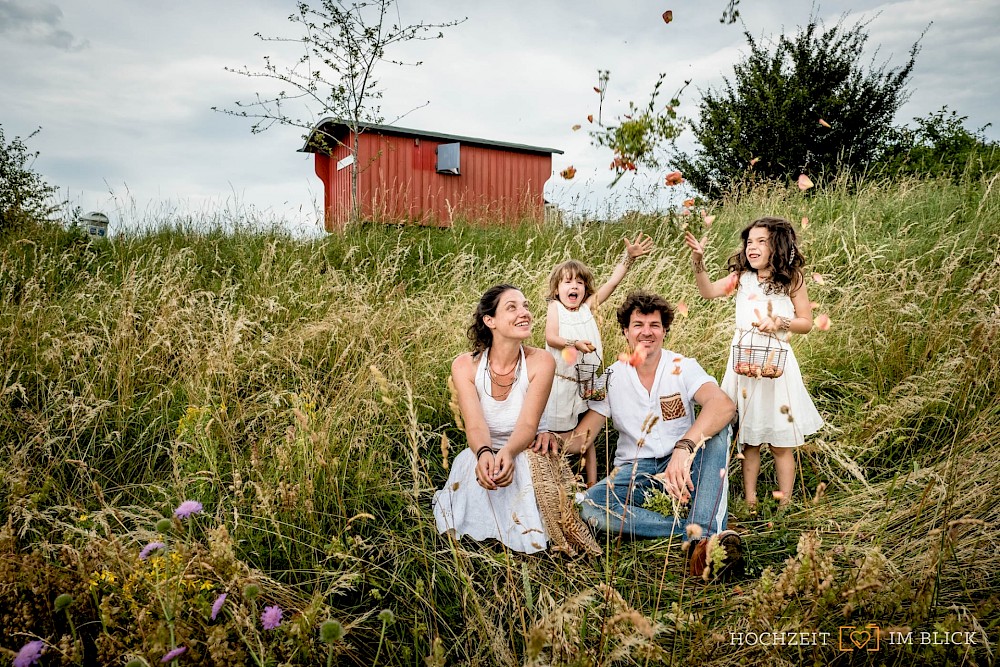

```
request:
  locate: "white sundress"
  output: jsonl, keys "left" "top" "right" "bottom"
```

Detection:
{"left": 432, "top": 347, "right": 548, "bottom": 553}
{"left": 543, "top": 301, "right": 603, "bottom": 431}
{"left": 721, "top": 272, "right": 824, "bottom": 447}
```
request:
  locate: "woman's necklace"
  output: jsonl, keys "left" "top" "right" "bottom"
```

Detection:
{"left": 485, "top": 349, "right": 522, "bottom": 399}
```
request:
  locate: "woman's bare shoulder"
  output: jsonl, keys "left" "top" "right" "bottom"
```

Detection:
{"left": 523, "top": 346, "right": 555, "bottom": 370}
{"left": 452, "top": 352, "right": 479, "bottom": 376}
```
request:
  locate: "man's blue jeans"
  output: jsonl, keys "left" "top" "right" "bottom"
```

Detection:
{"left": 579, "top": 426, "right": 730, "bottom": 539}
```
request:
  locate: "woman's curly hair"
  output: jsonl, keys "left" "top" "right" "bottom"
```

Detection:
{"left": 726, "top": 216, "right": 805, "bottom": 294}
{"left": 467, "top": 284, "right": 520, "bottom": 357}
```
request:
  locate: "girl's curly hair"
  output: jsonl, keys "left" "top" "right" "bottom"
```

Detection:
{"left": 467, "top": 284, "right": 521, "bottom": 357}
{"left": 726, "top": 217, "right": 805, "bottom": 294}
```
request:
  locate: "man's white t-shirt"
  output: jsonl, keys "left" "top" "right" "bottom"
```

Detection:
{"left": 588, "top": 350, "right": 718, "bottom": 467}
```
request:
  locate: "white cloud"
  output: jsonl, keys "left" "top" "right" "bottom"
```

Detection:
{"left": 1, "top": 0, "right": 997, "bottom": 230}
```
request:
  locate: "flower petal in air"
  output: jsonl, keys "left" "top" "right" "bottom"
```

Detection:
{"left": 812, "top": 272, "right": 825, "bottom": 285}
{"left": 797, "top": 174, "right": 814, "bottom": 191}
{"left": 675, "top": 301, "right": 688, "bottom": 317}
{"left": 662, "top": 10, "right": 673, "bottom": 23}
{"left": 815, "top": 314, "right": 831, "bottom": 330}
{"left": 560, "top": 346, "right": 578, "bottom": 365}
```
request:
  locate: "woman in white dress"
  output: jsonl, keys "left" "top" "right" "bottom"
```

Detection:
{"left": 433, "top": 284, "right": 556, "bottom": 553}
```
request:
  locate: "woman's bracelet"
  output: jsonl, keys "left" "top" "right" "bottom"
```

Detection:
{"left": 476, "top": 447, "right": 495, "bottom": 460}
{"left": 777, "top": 316, "right": 791, "bottom": 332}
{"left": 564, "top": 339, "right": 577, "bottom": 350}
{"left": 692, "top": 258, "right": 706, "bottom": 274}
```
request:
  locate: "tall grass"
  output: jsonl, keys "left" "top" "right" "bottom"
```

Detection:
{"left": 1, "top": 173, "right": 997, "bottom": 665}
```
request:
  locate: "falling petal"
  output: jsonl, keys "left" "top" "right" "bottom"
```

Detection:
{"left": 797, "top": 174, "right": 814, "bottom": 190}
{"left": 747, "top": 292, "right": 758, "bottom": 301}
{"left": 451, "top": 481, "right": 460, "bottom": 491}
{"left": 809, "top": 301, "right": 819, "bottom": 309}
{"left": 772, "top": 491, "right": 784, "bottom": 500}
{"left": 593, "top": 86, "right": 601, "bottom": 93}
{"left": 818, "top": 118, "right": 832, "bottom": 128}
{"left": 812, "top": 272, "right": 825, "bottom": 285}
{"left": 675, "top": 301, "right": 688, "bottom": 317}
{"left": 681, "top": 207, "right": 691, "bottom": 216}
{"left": 664, "top": 170, "right": 684, "bottom": 186}
{"left": 560, "top": 166, "right": 577, "bottom": 180}
{"left": 673, "top": 356, "right": 682, "bottom": 363}
{"left": 801, "top": 216, "right": 809, "bottom": 229}
{"left": 561, "top": 346, "right": 578, "bottom": 365}
{"left": 779, "top": 405, "right": 789, "bottom": 414}
{"left": 723, "top": 273, "right": 739, "bottom": 296}
{"left": 672, "top": 365, "right": 682, "bottom": 375}
{"left": 662, "top": 9, "right": 673, "bottom": 23}
{"left": 749, "top": 157, "right": 760, "bottom": 167}
{"left": 587, "top": 114, "right": 594, "bottom": 123}
{"left": 683, "top": 198, "right": 695, "bottom": 208}
{"left": 815, "top": 314, "right": 831, "bottom": 330}
{"left": 571, "top": 124, "right": 581, "bottom": 131}
{"left": 703, "top": 214, "right": 716, "bottom": 227}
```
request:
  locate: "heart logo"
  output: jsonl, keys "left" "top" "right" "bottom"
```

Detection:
{"left": 850, "top": 629, "right": 872, "bottom": 649}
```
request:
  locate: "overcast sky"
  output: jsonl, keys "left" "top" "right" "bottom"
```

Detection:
{"left": 2, "top": 0, "right": 998, "bottom": 232}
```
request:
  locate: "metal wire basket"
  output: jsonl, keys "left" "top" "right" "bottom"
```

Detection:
{"left": 731, "top": 328, "right": 787, "bottom": 379}
{"left": 575, "top": 363, "right": 610, "bottom": 401}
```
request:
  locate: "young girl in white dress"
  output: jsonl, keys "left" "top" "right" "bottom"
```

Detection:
{"left": 685, "top": 217, "right": 823, "bottom": 510}
{"left": 543, "top": 234, "right": 653, "bottom": 486}
{"left": 433, "top": 284, "right": 556, "bottom": 553}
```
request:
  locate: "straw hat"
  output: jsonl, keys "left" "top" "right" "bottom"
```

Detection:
{"left": 526, "top": 450, "right": 601, "bottom": 557}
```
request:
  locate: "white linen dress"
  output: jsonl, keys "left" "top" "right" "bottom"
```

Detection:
{"left": 433, "top": 347, "right": 548, "bottom": 553}
{"left": 721, "top": 272, "right": 824, "bottom": 447}
{"left": 543, "top": 301, "right": 604, "bottom": 431}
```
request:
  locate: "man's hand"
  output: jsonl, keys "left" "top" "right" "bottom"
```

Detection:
{"left": 531, "top": 432, "right": 562, "bottom": 455}
{"left": 656, "top": 450, "right": 694, "bottom": 503}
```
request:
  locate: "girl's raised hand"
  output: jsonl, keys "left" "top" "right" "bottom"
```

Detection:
{"left": 684, "top": 231, "right": 708, "bottom": 261}
{"left": 624, "top": 232, "right": 654, "bottom": 258}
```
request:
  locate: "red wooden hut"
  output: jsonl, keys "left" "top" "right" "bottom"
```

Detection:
{"left": 301, "top": 119, "right": 563, "bottom": 230}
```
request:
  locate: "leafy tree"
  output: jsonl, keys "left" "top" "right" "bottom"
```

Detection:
{"left": 879, "top": 107, "right": 999, "bottom": 180}
{"left": 1, "top": 125, "right": 57, "bottom": 233}
{"left": 587, "top": 71, "right": 688, "bottom": 186}
{"left": 675, "top": 17, "right": 919, "bottom": 198}
{"left": 215, "top": 0, "right": 464, "bottom": 224}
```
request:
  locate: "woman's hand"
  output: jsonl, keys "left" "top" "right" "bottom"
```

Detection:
{"left": 624, "top": 232, "right": 654, "bottom": 258}
{"left": 574, "top": 339, "right": 597, "bottom": 353}
{"left": 684, "top": 231, "right": 708, "bottom": 262}
{"left": 475, "top": 450, "right": 498, "bottom": 490}
{"left": 490, "top": 448, "right": 516, "bottom": 487}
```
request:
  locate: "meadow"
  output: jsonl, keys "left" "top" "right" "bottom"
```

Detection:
{"left": 1, "top": 173, "right": 998, "bottom": 666}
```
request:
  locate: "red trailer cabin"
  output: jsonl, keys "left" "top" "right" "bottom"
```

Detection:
{"left": 301, "top": 119, "right": 563, "bottom": 230}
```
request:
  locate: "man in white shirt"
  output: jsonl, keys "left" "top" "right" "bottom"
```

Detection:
{"left": 551, "top": 290, "right": 743, "bottom": 578}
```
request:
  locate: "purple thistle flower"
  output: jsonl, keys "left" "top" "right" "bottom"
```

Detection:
{"left": 161, "top": 646, "right": 187, "bottom": 663}
{"left": 14, "top": 640, "right": 45, "bottom": 667}
{"left": 210, "top": 592, "right": 227, "bottom": 620}
{"left": 261, "top": 605, "right": 283, "bottom": 630}
{"left": 139, "top": 541, "right": 166, "bottom": 560}
{"left": 173, "top": 500, "right": 203, "bottom": 519}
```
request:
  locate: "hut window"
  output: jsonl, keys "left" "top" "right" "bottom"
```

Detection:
{"left": 436, "top": 143, "right": 461, "bottom": 175}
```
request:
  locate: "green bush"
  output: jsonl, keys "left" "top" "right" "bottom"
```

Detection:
{"left": 0, "top": 124, "right": 58, "bottom": 233}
